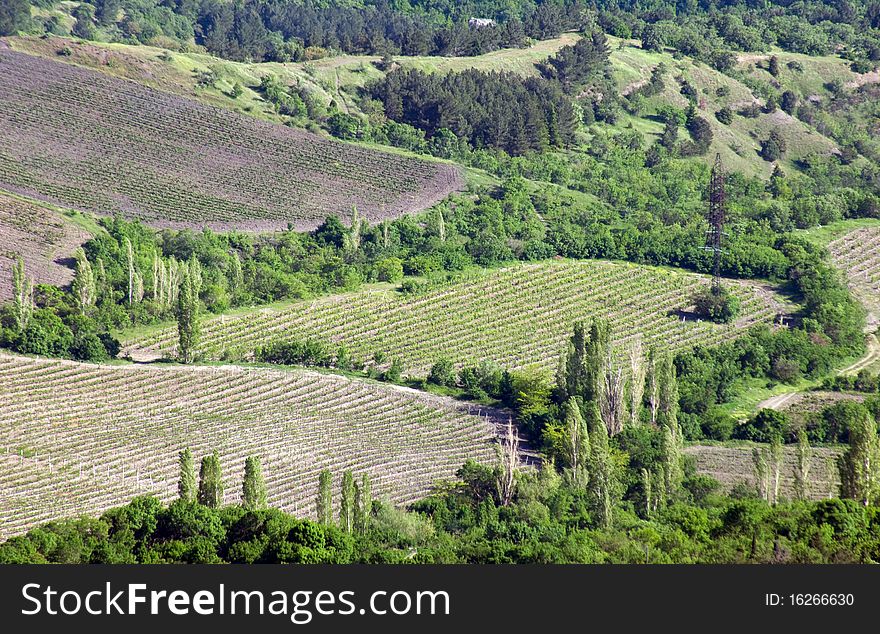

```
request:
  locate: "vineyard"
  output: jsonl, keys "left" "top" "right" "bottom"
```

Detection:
{"left": 0, "top": 353, "right": 507, "bottom": 540}
{"left": 828, "top": 227, "right": 880, "bottom": 322}
{"left": 122, "top": 260, "right": 787, "bottom": 374}
{"left": 685, "top": 444, "right": 841, "bottom": 500}
{"left": 0, "top": 50, "right": 462, "bottom": 232}
{"left": 0, "top": 192, "right": 90, "bottom": 301}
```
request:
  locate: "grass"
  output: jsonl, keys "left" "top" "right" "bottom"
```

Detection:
{"left": 120, "top": 259, "right": 788, "bottom": 375}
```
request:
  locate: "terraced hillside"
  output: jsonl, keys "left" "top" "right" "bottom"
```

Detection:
{"left": 686, "top": 444, "right": 841, "bottom": 500}
{"left": 0, "top": 49, "right": 462, "bottom": 232}
{"left": 0, "top": 192, "right": 91, "bottom": 301}
{"left": 0, "top": 354, "right": 506, "bottom": 540}
{"left": 122, "top": 260, "right": 786, "bottom": 374}
{"left": 828, "top": 227, "right": 880, "bottom": 322}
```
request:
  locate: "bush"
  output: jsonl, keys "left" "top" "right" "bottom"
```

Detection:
{"left": 733, "top": 409, "right": 790, "bottom": 443}
{"left": 715, "top": 106, "right": 733, "bottom": 125}
{"left": 375, "top": 257, "right": 404, "bottom": 283}
{"left": 256, "top": 338, "right": 332, "bottom": 367}
{"left": 428, "top": 358, "right": 457, "bottom": 387}
{"left": 692, "top": 285, "right": 741, "bottom": 323}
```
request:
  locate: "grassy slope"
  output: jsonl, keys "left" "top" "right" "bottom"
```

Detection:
{"left": 120, "top": 259, "right": 788, "bottom": 375}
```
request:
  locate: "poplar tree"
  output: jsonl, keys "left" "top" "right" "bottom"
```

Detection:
{"left": 124, "top": 237, "right": 135, "bottom": 306}
{"left": 197, "top": 451, "right": 224, "bottom": 508}
{"left": 176, "top": 260, "right": 202, "bottom": 363}
{"left": 769, "top": 434, "right": 784, "bottom": 505}
{"left": 178, "top": 448, "right": 196, "bottom": 502}
{"left": 242, "top": 456, "right": 267, "bottom": 511}
{"left": 628, "top": 338, "right": 645, "bottom": 426}
{"left": 354, "top": 473, "right": 372, "bottom": 535}
{"left": 584, "top": 319, "right": 610, "bottom": 404}
{"left": 793, "top": 428, "right": 812, "bottom": 501}
{"left": 753, "top": 446, "right": 770, "bottom": 502}
{"left": 317, "top": 469, "right": 332, "bottom": 525}
{"left": 661, "top": 422, "right": 683, "bottom": 499}
{"left": 71, "top": 247, "right": 96, "bottom": 315}
{"left": 644, "top": 346, "right": 660, "bottom": 426}
{"left": 838, "top": 412, "right": 880, "bottom": 506}
{"left": 599, "top": 346, "right": 627, "bottom": 436}
{"left": 657, "top": 353, "right": 679, "bottom": 430}
{"left": 339, "top": 470, "right": 356, "bottom": 533}
{"left": 496, "top": 417, "right": 520, "bottom": 506}
{"left": 11, "top": 257, "right": 33, "bottom": 332}
{"left": 587, "top": 402, "right": 616, "bottom": 529}
{"left": 228, "top": 251, "right": 243, "bottom": 303}
{"left": 564, "top": 397, "right": 589, "bottom": 485}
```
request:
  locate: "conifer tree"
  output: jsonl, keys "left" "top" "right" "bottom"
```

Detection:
{"left": 339, "top": 470, "right": 355, "bottom": 533}
{"left": 11, "top": 257, "right": 33, "bottom": 332}
{"left": 71, "top": 247, "right": 96, "bottom": 315}
{"left": 838, "top": 412, "right": 880, "bottom": 506}
{"left": 242, "top": 456, "right": 267, "bottom": 511}
{"left": 197, "top": 451, "right": 224, "bottom": 508}
{"left": 178, "top": 448, "right": 196, "bottom": 502}
{"left": 317, "top": 469, "right": 332, "bottom": 525}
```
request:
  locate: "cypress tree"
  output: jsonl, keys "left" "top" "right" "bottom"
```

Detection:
{"left": 317, "top": 469, "right": 332, "bottom": 525}
{"left": 178, "top": 448, "right": 196, "bottom": 502}
{"left": 339, "top": 470, "right": 355, "bottom": 533}
{"left": 197, "top": 451, "right": 224, "bottom": 508}
{"left": 242, "top": 456, "right": 267, "bottom": 511}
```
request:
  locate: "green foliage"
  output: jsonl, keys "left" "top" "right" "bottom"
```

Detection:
{"left": 734, "top": 409, "right": 791, "bottom": 443}
{"left": 428, "top": 357, "right": 457, "bottom": 387}
{"left": 178, "top": 448, "right": 196, "bottom": 502}
{"left": 197, "top": 451, "right": 224, "bottom": 509}
{"left": 0, "top": 0, "right": 31, "bottom": 36}
{"left": 242, "top": 456, "right": 267, "bottom": 511}
{"left": 692, "top": 284, "right": 741, "bottom": 323}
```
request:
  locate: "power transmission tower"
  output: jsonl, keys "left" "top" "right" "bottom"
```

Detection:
{"left": 703, "top": 153, "right": 726, "bottom": 290}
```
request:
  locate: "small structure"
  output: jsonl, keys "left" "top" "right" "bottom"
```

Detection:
{"left": 469, "top": 17, "right": 497, "bottom": 28}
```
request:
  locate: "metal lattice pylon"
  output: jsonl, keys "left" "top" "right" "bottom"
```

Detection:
{"left": 704, "top": 153, "right": 726, "bottom": 289}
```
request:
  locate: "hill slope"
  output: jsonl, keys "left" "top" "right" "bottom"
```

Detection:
{"left": 0, "top": 192, "right": 91, "bottom": 301}
{"left": 0, "top": 353, "right": 506, "bottom": 540}
{"left": 0, "top": 49, "right": 462, "bottom": 232}
{"left": 122, "top": 260, "right": 786, "bottom": 374}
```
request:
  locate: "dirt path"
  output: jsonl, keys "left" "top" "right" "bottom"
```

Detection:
{"left": 755, "top": 391, "right": 801, "bottom": 411}
{"left": 840, "top": 333, "right": 880, "bottom": 375}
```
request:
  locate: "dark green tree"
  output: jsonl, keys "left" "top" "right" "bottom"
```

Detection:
{"left": 317, "top": 469, "right": 332, "bottom": 525}
{"left": 242, "top": 456, "right": 267, "bottom": 511}
{"left": 178, "top": 448, "right": 196, "bottom": 502}
{"left": 0, "top": 0, "right": 30, "bottom": 36}
{"left": 197, "top": 451, "right": 224, "bottom": 508}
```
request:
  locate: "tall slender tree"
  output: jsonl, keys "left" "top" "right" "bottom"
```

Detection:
{"left": 838, "top": 411, "right": 880, "bottom": 506}
{"left": 793, "top": 428, "right": 812, "bottom": 501}
{"left": 176, "top": 259, "right": 202, "bottom": 363}
{"left": 753, "top": 446, "right": 770, "bottom": 502}
{"left": 564, "top": 397, "right": 589, "bottom": 486}
{"left": 661, "top": 422, "right": 683, "bottom": 499}
{"left": 71, "top": 248, "right": 96, "bottom": 315}
{"left": 11, "top": 257, "right": 33, "bottom": 332}
{"left": 124, "top": 237, "right": 135, "bottom": 306}
{"left": 599, "top": 345, "right": 627, "bottom": 436}
{"left": 242, "top": 456, "right": 267, "bottom": 511}
{"left": 197, "top": 451, "right": 224, "bottom": 508}
{"left": 354, "top": 473, "right": 372, "bottom": 535}
{"left": 644, "top": 346, "right": 660, "bottom": 426}
{"left": 178, "top": 448, "right": 196, "bottom": 502}
{"left": 657, "top": 353, "right": 679, "bottom": 430}
{"left": 769, "top": 434, "right": 784, "bottom": 505}
{"left": 628, "top": 338, "right": 645, "bottom": 426}
{"left": 317, "top": 469, "right": 332, "bottom": 525}
{"left": 496, "top": 417, "right": 520, "bottom": 506}
{"left": 587, "top": 402, "right": 617, "bottom": 529}
{"left": 339, "top": 470, "right": 356, "bottom": 533}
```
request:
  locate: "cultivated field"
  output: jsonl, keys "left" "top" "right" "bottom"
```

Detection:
{"left": 828, "top": 227, "right": 880, "bottom": 322}
{"left": 686, "top": 444, "right": 841, "bottom": 500}
{"left": 0, "top": 192, "right": 91, "bottom": 301}
{"left": 0, "top": 353, "right": 507, "bottom": 540}
{"left": 122, "top": 260, "right": 786, "bottom": 374}
{"left": 0, "top": 49, "right": 462, "bottom": 232}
